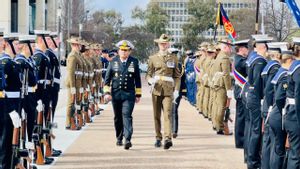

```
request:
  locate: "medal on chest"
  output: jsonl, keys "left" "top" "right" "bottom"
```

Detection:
{"left": 128, "top": 62, "right": 135, "bottom": 73}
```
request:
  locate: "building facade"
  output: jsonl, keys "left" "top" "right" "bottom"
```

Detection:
{"left": 151, "top": 0, "right": 256, "bottom": 43}
{"left": 0, "top": 0, "right": 59, "bottom": 34}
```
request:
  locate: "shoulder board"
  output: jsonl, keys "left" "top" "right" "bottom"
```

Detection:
{"left": 261, "top": 60, "right": 280, "bottom": 75}
{"left": 271, "top": 67, "right": 288, "bottom": 85}
{"left": 288, "top": 60, "right": 300, "bottom": 75}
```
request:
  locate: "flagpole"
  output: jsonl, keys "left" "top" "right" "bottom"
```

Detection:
{"left": 213, "top": 2, "right": 220, "bottom": 42}
{"left": 255, "top": 0, "right": 260, "bottom": 34}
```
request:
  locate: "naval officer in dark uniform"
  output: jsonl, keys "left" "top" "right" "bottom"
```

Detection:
{"left": 103, "top": 40, "right": 142, "bottom": 150}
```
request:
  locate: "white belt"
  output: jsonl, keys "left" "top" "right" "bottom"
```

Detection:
{"left": 84, "top": 73, "right": 89, "bottom": 77}
{"left": 38, "top": 80, "right": 51, "bottom": 84}
{"left": 6, "top": 91, "right": 20, "bottom": 98}
{"left": 101, "top": 68, "right": 107, "bottom": 72}
{"left": 53, "top": 78, "right": 60, "bottom": 84}
{"left": 75, "top": 71, "right": 83, "bottom": 75}
{"left": 154, "top": 76, "right": 174, "bottom": 82}
{"left": 287, "top": 98, "right": 295, "bottom": 105}
{"left": 89, "top": 73, "right": 94, "bottom": 77}
{"left": 27, "top": 86, "right": 36, "bottom": 93}
{"left": 95, "top": 69, "right": 101, "bottom": 73}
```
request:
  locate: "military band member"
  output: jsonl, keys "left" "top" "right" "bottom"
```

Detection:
{"left": 146, "top": 34, "right": 181, "bottom": 149}
{"left": 0, "top": 34, "right": 23, "bottom": 169}
{"left": 246, "top": 35, "right": 272, "bottom": 169}
{"left": 103, "top": 40, "right": 142, "bottom": 150}
{"left": 65, "top": 37, "right": 84, "bottom": 130}
{"left": 232, "top": 39, "right": 249, "bottom": 148}
{"left": 261, "top": 42, "right": 283, "bottom": 169}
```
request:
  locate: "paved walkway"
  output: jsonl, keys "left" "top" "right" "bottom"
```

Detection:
{"left": 39, "top": 70, "right": 246, "bottom": 169}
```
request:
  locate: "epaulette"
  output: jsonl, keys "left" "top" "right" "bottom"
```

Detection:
{"left": 288, "top": 60, "right": 300, "bottom": 75}
{"left": 261, "top": 60, "right": 280, "bottom": 76}
{"left": 271, "top": 67, "right": 287, "bottom": 85}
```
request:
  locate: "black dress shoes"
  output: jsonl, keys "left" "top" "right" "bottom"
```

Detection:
{"left": 164, "top": 140, "right": 173, "bottom": 149}
{"left": 124, "top": 141, "right": 132, "bottom": 150}
{"left": 154, "top": 140, "right": 162, "bottom": 148}
{"left": 172, "top": 133, "right": 178, "bottom": 138}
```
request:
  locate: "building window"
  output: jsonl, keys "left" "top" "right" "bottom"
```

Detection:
{"left": 11, "top": 0, "right": 18, "bottom": 32}
{"left": 180, "top": 2, "right": 183, "bottom": 8}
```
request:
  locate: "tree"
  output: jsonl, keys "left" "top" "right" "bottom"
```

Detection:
{"left": 132, "top": 2, "right": 169, "bottom": 37}
{"left": 262, "top": 0, "right": 295, "bottom": 41}
{"left": 181, "top": 0, "right": 216, "bottom": 49}
{"left": 230, "top": 9, "right": 256, "bottom": 39}
{"left": 120, "top": 26, "right": 156, "bottom": 62}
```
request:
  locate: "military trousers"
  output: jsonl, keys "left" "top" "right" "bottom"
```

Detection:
{"left": 213, "top": 88, "right": 227, "bottom": 131}
{"left": 285, "top": 105, "right": 300, "bottom": 169}
{"left": 198, "top": 84, "right": 205, "bottom": 113}
{"left": 152, "top": 94, "right": 172, "bottom": 140}
{"left": 66, "top": 88, "right": 81, "bottom": 127}
{"left": 234, "top": 98, "right": 245, "bottom": 148}
{"left": 112, "top": 99, "right": 135, "bottom": 141}
{"left": 23, "top": 93, "right": 37, "bottom": 142}
{"left": 261, "top": 122, "right": 272, "bottom": 169}
{"left": 246, "top": 89, "right": 262, "bottom": 169}
{"left": 195, "top": 83, "right": 201, "bottom": 110}
{"left": 269, "top": 107, "right": 286, "bottom": 169}
{"left": 208, "top": 87, "right": 215, "bottom": 120}
{"left": 0, "top": 100, "right": 14, "bottom": 169}
{"left": 202, "top": 86, "right": 210, "bottom": 117}
{"left": 172, "top": 94, "right": 182, "bottom": 134}
{"left": 50, "top": 87, "right": 59, "bottom": 121}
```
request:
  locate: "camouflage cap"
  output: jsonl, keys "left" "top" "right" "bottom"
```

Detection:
{"left": 154, "top": 34, "right": 171, "bottom": 43}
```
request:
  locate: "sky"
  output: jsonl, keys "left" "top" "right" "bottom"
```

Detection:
{"left": 87, "top": 0, "right": 150, "bottom": 26}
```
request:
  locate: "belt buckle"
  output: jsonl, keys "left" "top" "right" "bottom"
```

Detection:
{"left": 0, "top": 91, "right": 4, "bottom": 98}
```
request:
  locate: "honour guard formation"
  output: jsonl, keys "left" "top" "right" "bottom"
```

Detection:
{"left": 1, "top": 10, "right": 300, "bottom": 169}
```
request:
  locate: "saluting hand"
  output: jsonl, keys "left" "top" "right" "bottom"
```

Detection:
{"left": 135, "top": 97, "right": 141, "bottom": 103}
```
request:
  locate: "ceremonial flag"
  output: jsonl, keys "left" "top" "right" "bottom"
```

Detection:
{"left": 215, "top": 3, "right": 237, "bottom": 40}
{"left": 283, "top": 0, "right": 300, "bottom": 27}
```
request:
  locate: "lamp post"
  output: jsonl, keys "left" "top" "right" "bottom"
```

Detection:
{"left": 57, "top": 2, "right": 62, "bottom": 62}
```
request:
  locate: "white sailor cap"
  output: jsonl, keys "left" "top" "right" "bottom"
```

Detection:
{"left": 34, "top": 30, "right": 51, "bottom": 36}
{"left": 168, "top": 47, "right": 179, "bottom": 54}
{"left": 115, "top": 40, "right": 134, "bottom": 50}
{"left": 233, "top": 39, "right": 250, "bottom": 47}
{"left": 18, "top": 35, "right": 36, "bottom": 43}
{"left": 50, "top": 32, "right": 58, "bottom": 37}
{"left": 3, "top": 33, "right": 19, "bottom": 41}
{"left": 252, "top": 34, "right": 273, "bottom": 44}
{"left": 267, "top": 42, "right": 289, "bottom": 53}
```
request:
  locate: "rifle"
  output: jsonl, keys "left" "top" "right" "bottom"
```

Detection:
{"left": 45, "top": 104, "right": 57, "bottom": 157}
{"left": 223, "top": 107, "right": 233, "bottom": 135}
{"left": 32, "top": 106, "right": 45, "bottom": 165}
{"left": 11, "top": 68, "right": 29, "bottom": 169}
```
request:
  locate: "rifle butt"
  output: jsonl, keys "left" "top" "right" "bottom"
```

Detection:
{"left": 36, "top": 146, "right": 44, "bottom": 165}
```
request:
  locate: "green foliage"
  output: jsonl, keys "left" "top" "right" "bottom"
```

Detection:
{"left": 182, "top": 0, "right": 216, "bottom": 49}
{"left": 132, "top": 2, "right": 169, "bottom": 36}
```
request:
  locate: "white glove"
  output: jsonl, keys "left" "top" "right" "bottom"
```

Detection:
{"left": 268, "top": 106, "right": 273, "bottom": 113}
{"left": 148, "top": 78, "right": 157, "bottom": 85}
{"left": 227, "top": 90, "right": 233, "bottom": 99}
{"left": 71, "top": 87, "right": 76, "bottom": 94}
{"left": 104, "top": 94, "right": 112, "bottom": 103}
{"left": 36, "top": 100, "right": 44, "bottom": 112}
{"left": 79, "top": 87, "right": 84, "bottom": 93}
{"left": 75, "top": 104, "right": 81, "bottom": 111}
{"left": 173, "top": 90, "right": 179, "bottom": 100}
{"left": 9, "top": 110, "right": 21, "bottom": 128}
